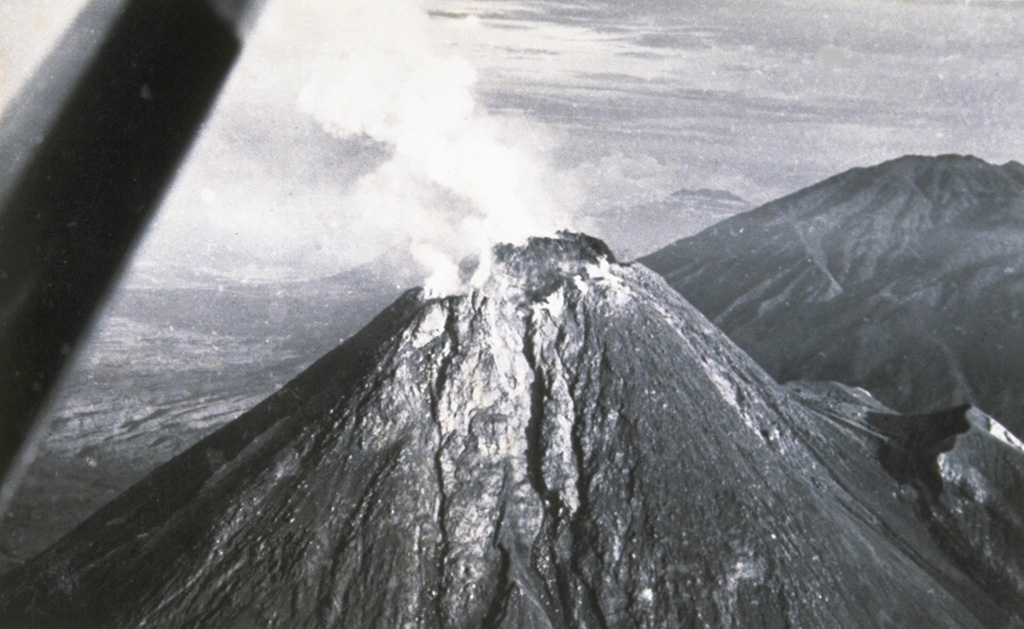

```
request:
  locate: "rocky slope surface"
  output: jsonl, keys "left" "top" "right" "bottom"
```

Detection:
{"left": 642, "top": 154, "right": 1024, "bottom": 436}
{"left": 0, "top": 264, "right": 402, "bottom": 573}
{"left": 1, "top": 234, "right": 1021, "bottom": 627}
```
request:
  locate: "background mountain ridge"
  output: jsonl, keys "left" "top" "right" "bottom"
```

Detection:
{"left": 643, "top": 153, "right": 1024, "bottom": 437}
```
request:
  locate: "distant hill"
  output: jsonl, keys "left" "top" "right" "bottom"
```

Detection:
{"left": 642, "top": 154, "right": 1024, "bottom": 436}
{"left": 589, "top": 187, "right": 749, "bottom": 259}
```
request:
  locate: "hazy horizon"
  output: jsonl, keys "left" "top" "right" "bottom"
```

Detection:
{"left": 3, "top": 0, "right": 1022, "bottom": 286}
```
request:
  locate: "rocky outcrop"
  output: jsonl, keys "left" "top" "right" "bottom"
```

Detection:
{"left": 1, "top": 233, "right": 1020, "bottom": 627}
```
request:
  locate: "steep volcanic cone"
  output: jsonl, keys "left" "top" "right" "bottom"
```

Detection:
{"left": 0, "top": 234, "right": 1019, "bottom": 627}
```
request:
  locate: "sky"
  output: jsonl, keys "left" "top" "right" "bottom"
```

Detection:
{"left": 2, "top": 0, "right": 1023, "bottom": 287}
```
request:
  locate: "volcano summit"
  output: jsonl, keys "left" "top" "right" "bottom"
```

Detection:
{"left": 1, "top": 234, "right": 1022, "bottom": 627}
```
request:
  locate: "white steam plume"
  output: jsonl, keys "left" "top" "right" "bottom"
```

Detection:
{"left": 297, "top": 0, "right": 570, "bottom": 295}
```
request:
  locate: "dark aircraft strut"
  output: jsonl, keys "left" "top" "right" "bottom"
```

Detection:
{"left": 0, "top": 0, "right": 266, "bottom": 514}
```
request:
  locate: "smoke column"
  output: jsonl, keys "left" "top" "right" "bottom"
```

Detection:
{"left": 296, "top": 0, "right": 570, "bottom": 295}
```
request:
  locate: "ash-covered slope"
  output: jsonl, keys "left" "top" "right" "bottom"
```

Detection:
{"left": 642, "top": 154, "right": 1024, "bottom": 436}
{"left": 1, "top": 234, "right": 1021, "bottom": 627}
{"left": 0, "top": 262, "right": 404, "bottom": 573}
